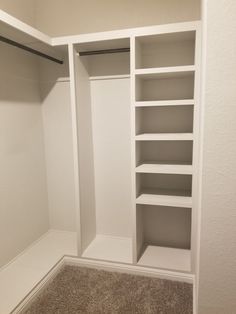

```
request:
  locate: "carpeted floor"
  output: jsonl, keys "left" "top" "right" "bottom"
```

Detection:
{"left": 20, "top": 265, "right": 192, "bottom": 314}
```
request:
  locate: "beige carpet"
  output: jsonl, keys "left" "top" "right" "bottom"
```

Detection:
{"left": 20, "top": 265, "right": 192, "bottom": 314}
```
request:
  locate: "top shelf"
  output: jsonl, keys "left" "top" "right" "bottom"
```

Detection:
{"left": 0, "top": 10, "right": 63, "bottom": 61}
{"left": 135, "top": 30, "right": 196, "bottom": 70}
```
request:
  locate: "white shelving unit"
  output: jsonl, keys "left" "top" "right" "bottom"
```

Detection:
{"left": 0, "top": 11, "right": 200, "bottom": 311}
{"left": 82, "top": 235, "right": 132, "bottom": 264}
{"left": 131, "top": 23, "right": 201, "bottom": 273}
{"left": 59, "top": 21, "right": 201, "bottom": 275}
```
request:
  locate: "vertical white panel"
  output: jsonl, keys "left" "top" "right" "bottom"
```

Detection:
{"left": 68, "top": 44, "right": 81, "bottom": 255}
{"left": 130, "top": 36, "right": 138, "bottom": 263}
{"left": 191, "top": 25, "right": 202, "bottom": 274}
{"left": 76, "top": 56, "right": 96, "bottom": 252}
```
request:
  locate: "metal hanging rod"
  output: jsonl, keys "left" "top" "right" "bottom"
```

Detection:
{"left": 0, "top": 35, "right": 63, "bottom": 65}
{"left": 79, "top": 47, "right": 130, "bottom": 56}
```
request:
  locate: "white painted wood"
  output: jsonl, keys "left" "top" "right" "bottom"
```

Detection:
{"left": 89, "top": 74, "right": 130, "bottom": 81}
{"left": 190, "top": 24, "right": 202, "bottom": 275}
{"left": 82, "top": 235, "right": 132, "bottom": 264}
{"left": 68, "top": 44, "right": 82, "bottom": 256}
{"left": 0, "top": 9, "right": 51, "bottom": 44}
{"left": 136, "top": 193, "right": 192, "bottom": 208}
{"left": 135, "top": 99, "right": 194, "bottom": 107}
{"left": 138, "top": 246, "right": 191, "bottom": 272}
{"left": 130, "top": 36, "right": 138, "bottom": 263}
{"left": 135, "top": 65, "right": 195, "bottom": 79}
{"left": 135, "top": 133, "right": 193, "bottom": 141}
{"left": 52, "top": 21, "right": 201, "bottom": 46}
{"left": 136, "top": 163, "right": 193, "bottom": 175}
{"left": 76, "top": 55, "right": 96, "bottom": 252}
{"left": 0, "top": 10, "right": 63, "bottom": 61}
{"left": 65, "top": 256, "right": 194, "bottom": 283}
{"left": 131, "top": 23, "right": 200, "bottom": 274}
{"left": 0, "top": 230, "right": 77, "bottom": 314}
{"left": 12, "top": 259, "right": 65, "bottom": 314}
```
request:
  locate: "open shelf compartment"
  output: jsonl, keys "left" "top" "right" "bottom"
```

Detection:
{"left": 136, "top": 173, "right": 192, "bottom": 207}
{"left": 136, "top": 204, "right": 191, "bottom": 272}
{"left": 135, "top": 71, "right": 194, "bottom": 102}
{"left": 136, "top": 105, "right": 193, "bottom": 135}
{"left": 135, "top": 31, "right": 196, "bottom": 69}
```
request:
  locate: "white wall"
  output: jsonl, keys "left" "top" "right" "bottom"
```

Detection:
{"left": 39, "top": 58, "right": 77, "bottom": 231}
{"left": 35, "top": 0, "right": 200, "bottom": 36}
{"left": 90, "top": 78, "right": 132, "bottom": 238}
{"left": 0, "top": 43, "right": 49, "bottom": 267}
{"left": 198, "top": 0, "right": 236, "bottom": 313}
{"left": 0, "top": 0, "right": 36, "bottom": 26}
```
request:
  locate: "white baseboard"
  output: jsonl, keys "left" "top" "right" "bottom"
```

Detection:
{"left": 65, "top": 256, "right": 194, "bottom": 283}
{"left": 13, "top": 255, "right": 195, "bottom": 313}
{"left": 12, "top": 257, "right": 66, "bottom": 313}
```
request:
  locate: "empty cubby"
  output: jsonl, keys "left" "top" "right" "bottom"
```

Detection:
{"left": 135, "top": 72, "right": 195, "bottom": 101}
{"left": 135, "top": 106, "right": 193, "bottom": 134}
{"left": 136, "top": 173, "right": 192, "bottom": 197}
{"left": 136, "top": 141, "right": 193, "bottom": 166}
{"left": 135, "top": 31, "right": 196, "bottom": 69}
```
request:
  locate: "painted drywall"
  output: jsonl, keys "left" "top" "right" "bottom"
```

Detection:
{"left": 198, "top": 0, "right": 236, "bottom": 313}
{"left": 0, "top": 0, "right": 36, "bottom": 26}
{"left": 0, "top": 43, "right": 49, "bottom": 267}
{"left": 39, "top": 58, "right": 77, "bottom": 231}
{"left": 90, "top": 78, "right": 132, "bottom": 238}
{"left": 35, "top": 0, "right": 200, "bottom": 36}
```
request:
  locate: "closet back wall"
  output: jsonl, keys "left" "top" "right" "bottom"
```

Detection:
{"left": 39, "top": 58, "right": 77, "bottom": 231}
{"left": 0, "top": 43, "right": 49, "bottom": 268}
{"left": 35, "top": 0, "right": 200, "bottom": 36}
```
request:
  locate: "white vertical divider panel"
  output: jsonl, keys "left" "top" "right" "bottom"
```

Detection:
{"left": 68, "top": 44, "right": 81, "bottom": 256}
{"left": 191, "top": 24, "right": 202, "bottom": 273}
{"left": 130, "top": 36, "right": 137, "bottom": 264}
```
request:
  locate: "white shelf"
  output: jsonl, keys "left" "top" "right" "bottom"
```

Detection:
{"left": 82, "top": 235, "right": 132, "bottom": 264}
{"left": 135, "top": 99, "right": 194, "bottom": 107}
{"left": 136, "top": 191, "right": 192, "bottom": 208}
{"left": 135, "top": 65, "right": 195, "bottom": 79}
{"left": 0, "top": 230, "right": 77, "bottom": 314}
{"left": 138, "top": 245, "right": 191, "bottom": 272}
{"left": 136, "top": 163, "right": 192, "bottom": 175}
{"left": 135, "top": 133, "right": 193, "bottom": 141}
{"left": 0, "top": 10, "right": 63, "bottom": 60}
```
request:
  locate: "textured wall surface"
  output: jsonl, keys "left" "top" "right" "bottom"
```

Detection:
{"left": 0, "top": 0, "right": 36, "bottom": 26}
{"left": 35, "top": 0, "right": 200, "bottom": 36}
{"left": 198, "top": 0, "right": 236, "bottom": 313}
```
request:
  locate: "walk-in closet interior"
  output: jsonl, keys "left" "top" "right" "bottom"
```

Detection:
{"left": 0, "top": 8, "right": 201, "bottom": 313}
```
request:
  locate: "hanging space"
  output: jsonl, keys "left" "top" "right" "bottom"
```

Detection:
{"left": 74, "top": 38, "right": 133, "bottom": 263}
{"left": 131, "top": 27, "right": 199, "bottom": 272}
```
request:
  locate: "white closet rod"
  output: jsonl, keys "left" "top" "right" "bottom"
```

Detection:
{"left": 0, "top": 35, "right": 63, "bottom": 64}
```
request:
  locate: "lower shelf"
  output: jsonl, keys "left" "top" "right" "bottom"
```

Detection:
{"left": 136, "top": 193, "right": 192, "bottom": 208}
{"left": 138, "top": 245, "right": 191, "bottom": 272}
{"left": 82, "top": 235, "right": 132, "bottom": 264}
